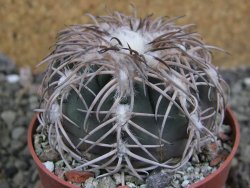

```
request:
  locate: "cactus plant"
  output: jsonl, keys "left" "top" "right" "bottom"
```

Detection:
{"left": 37, "top": 12, "right": 228, "bottom": 181}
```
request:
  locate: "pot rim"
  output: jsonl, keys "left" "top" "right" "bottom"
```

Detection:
{"left": 28, "top": 107, "right": 240, "bottom": 188}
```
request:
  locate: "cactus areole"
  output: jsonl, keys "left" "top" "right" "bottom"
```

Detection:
{"left": 37, "top": 12, "right": 228, "bottom": 180}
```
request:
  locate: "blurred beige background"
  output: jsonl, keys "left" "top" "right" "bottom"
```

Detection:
{"left": 0, "top": 0, "right": 249, "bottom": 71}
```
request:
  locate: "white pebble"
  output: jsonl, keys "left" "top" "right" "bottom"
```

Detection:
{"left": 243, "top": 77, "right": 250, "bottom": 86}
{"left": 172, "top": 179, "right": 180, "bottom": 186}
{"left": 84, "top": 177, "right": 96, "bottom": 188}
{"left": 187, "top": 166, "right": 194, "bottom": 173}
{"left": 195, "top": 171, "right": 199, "bottom": 175}
{"left": 194, "top": 167, "right": 200, "bottom": 173}
{"left": 183, "top": 175, "right": 189, "bottom": 180}
{"left": 43, "top": 161, "right": 54, "bottom": 172}
{"left": 181, "top": 180, "right": 190, "bottom": 187}
{"left": 174, "top": 174, "right": 182, "bottom": 180}
{"left": 6, "top": 74, "right": 20, "bottom": 83}
{"left": 126, "top": 182, "right": 137, "bottom": 188}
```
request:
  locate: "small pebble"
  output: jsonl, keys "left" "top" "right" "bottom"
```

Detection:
{"left": 173, "top": 173, "right": 182, "bottom": 180}
{"left": 125, "top": 175, "right": 144, "bottom": 185}
{"left": 181, "top": 180, "right": 190, "bottom": 187}
{"left": 13, "top": 171, "right": 24, "bottom": 186}
{"left": 1, "top": 110, "right": 16, "bottom": 126}
{"left": 172, "top": 179, "right": 180, "bottom": 187}
{"left": 126, "top": 182, "right": 137, "bottom": 188}
{"left": 0, "top": 53, "right": 15, "bottom": 72}
{"left": 14, "top": 160, "right": 28, "bottom": 170}
{"left": 96, "top": 176, "right": 116, "bottom": 188}
{"left": 65, "top": 170, "right": 94, "bottom": 183}
{"left": 4, "top": 166, "right": 18, "bottom": 178}
{"left": 35, "top": 147, "right": 43, "bottom": 156}
{"left": 54, "top": 167, "right": 64, "bottom": 178}
{"left": 55, "top": 160, "right": 65, "bottom": 168}
{"left": 187, "top": 166, "right": 194, "bottom": 173}
{"left": 231, "top": 158, "right": 238, "bottom": 167}
{"left": 84, "top": 177, "right": 96, "bottom": 188}
{"left": 199, "top": 176, "right": 205, "bottom": 181}
{"left": 0, "top": 179, "right": 10, "bottom": 188}
{"left": 194, "top": 167, "right": 200, "bottom": 174}
{"left": 39, "top": 148, "right": 59, "bottom": 162}
{"left": 43, "top": 161, "right": 54, "bottom": 172}
{"left": 243, "top": 77, "right": 250, "bottom": 88}
{"left": 12, "top": 127, "right": 25, "bottom": 140}
{"left": 41, "top": 141, "right": 49, "bottom": 148}
{"left": 10, "top": 140, "right": 24, "bottom": 153}
{"left": 6, "top": 74, "right": 20, "bottom": 83}
{"left": 183, "top": 175, "right": 189, "bottom": 180}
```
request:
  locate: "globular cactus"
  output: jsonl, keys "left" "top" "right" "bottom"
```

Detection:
{"left": 37, "top": 12, "right": 228, "bottom": 180}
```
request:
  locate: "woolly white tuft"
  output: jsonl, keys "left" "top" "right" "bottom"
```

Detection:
{"left": 117, "top": 140, "right": 127, "bottom": 156}
{"left": 58, "top": 70, "right": 73, "bottom": 86}
{"left": 110, "top": 28, "right": 146, "bottom": 54}
{"left": 49, "top": 103, "right": 61, "bottom": 123}
{"left": 115, "top": 104, "right": 130, "bottom": 125}
{"left": 118, "top": 69, "right": 130, "bottom": 95}
{"left": 109, "top": 28, "right": 163, "bottom": 69}
{"left": 190, "top": 112, "right": 203, "bottom": 130}
{"left": 119, "top": 69, "right": 128, "bottom": 82}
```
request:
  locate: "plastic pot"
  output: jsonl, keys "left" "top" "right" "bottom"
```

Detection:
{"left": 28, "top": 107, "right": 240, "bottom": 188}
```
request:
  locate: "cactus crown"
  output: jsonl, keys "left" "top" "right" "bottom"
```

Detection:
{"left": 37, "top": 12, "right": 228, "bottom": 180}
